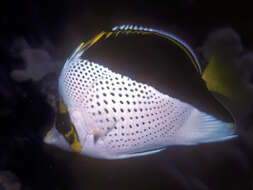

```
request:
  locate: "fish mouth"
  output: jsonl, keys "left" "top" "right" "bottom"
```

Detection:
{"left": 44, "top": 129, "right": 52, "bottom": 142}
{"left": 43, "top": 126, "right": 70, "bottom": 148}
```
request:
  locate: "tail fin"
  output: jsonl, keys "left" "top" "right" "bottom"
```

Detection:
{"left": 202, "top": 56, "right": 244, "bottom": 101}
{"left": 177, "top": 109, "right": 236, "bottom": 145}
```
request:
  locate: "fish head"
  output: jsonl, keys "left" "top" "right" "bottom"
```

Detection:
{"left": 44, "top": 126, "right": 72, "bottom": 151}
{"left": 43, "top": 103, "right": 85, "bottom": 153}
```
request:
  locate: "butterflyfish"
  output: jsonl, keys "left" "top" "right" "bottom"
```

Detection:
{"left": 44, "top": 25, "right": 236, "bottom": 159}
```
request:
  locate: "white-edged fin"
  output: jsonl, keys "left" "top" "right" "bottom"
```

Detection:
{"left": 176, "top": 109, "right": 236, "bottom": 145}
{"left": 67, "top": 42, "right": 85, "bottom": 63}
{"left": 116, "top": 148, "right": 166, "bottom": 159}
{"left": 110, "top": 25, "right": 202, "bottom": 73}
{"left": 150, "top": 28, "right": 202, "bottom": 72}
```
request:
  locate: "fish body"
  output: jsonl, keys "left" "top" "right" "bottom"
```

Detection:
{"left": 45, "top": 25, "right": 236, "bottom": 159}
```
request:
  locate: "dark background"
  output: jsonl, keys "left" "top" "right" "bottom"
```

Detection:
{"left": 0, "top": 0, "right": 253, "bottom": 190}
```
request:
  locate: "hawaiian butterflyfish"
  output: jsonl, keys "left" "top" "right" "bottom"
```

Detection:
{"left": 44, "top": 25, "right": 236, "bottom": 159}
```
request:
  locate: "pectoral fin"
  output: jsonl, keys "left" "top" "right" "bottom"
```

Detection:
{"left": 92, "top": 124, "right": 114, "bottom": 144}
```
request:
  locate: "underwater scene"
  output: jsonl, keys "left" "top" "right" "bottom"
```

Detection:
{"left": 0, "top": 0, "right": 253, "bottom": 189}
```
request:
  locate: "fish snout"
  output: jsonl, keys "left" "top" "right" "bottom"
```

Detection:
{"left": 44, "top": 126, "right": 72, "bottom": 151}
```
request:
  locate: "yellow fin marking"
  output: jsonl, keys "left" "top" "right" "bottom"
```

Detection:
{"left": 80, "top": 42, "right": 85, "bottom": 48}
{"left": 45, "top": 130, "right": 51, "bottom": 141}
{"left": 65, "top": 126, "right": 82, "bottom": 153}
{"left": 105, "top": 32, "right": 113, "bottom": 39}
{"left": 79, "top": 31, "right": 106, "bottom": 53}
{"left": 202, "top": 56, "right": 241, "bottom": 100}
{"left": 228, "top": 123, "right": 234, "bottom": 129}
{"left": 59, "top": 99, "right": 67, "bottom": 114}
{"left": 88, "top": 31, "right": 106, "bottom": 47}
{"left": 115, "top": 31, "right": 121, "bottom": 37}
{"left": 70, "top": 140, "right": 82, "bottom": 153}
{"left": 65, "top": 126, "right": 75, "bottom": 138}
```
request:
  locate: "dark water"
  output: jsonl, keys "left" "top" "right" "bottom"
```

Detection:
{"left": 0, "top": 1, "right": 253, "bottom": 189}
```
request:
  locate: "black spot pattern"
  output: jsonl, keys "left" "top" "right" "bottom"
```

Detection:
{"left": 60, "top": 59, "right": 113, "bottom": 105}
{"left": 59, "top": 58, "right": 192, "bottom": 154}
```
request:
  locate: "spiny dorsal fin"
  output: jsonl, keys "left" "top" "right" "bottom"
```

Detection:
{"left": 110, "top": 25, "right": 202, "bottom": 73}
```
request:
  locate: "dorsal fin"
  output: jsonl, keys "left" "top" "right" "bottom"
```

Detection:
{"left": 67, "top": 25, "right": 202, "bottom": 74}
{"left": 111, "top": 25, "right": 202, "bottom": 73}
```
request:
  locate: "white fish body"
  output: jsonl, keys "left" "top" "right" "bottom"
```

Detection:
{"left": 45, "top": 26, "right": 236, "bottom": 159}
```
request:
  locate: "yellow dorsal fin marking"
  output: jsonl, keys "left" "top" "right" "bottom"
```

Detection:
{"left": 59, "top": 98, "right": 67, "bottom": 114}
{"left": 65, "top": 125, "right": 82, "bottom": 153}
{"left": 105, "top": 32, "right": 113, "bottom": 39}
{"left": 115, "top": 31, "right": 121, "bottom": 37}
{"left": 88, "top": 31, "right": 106, "bottom": 47}
{"left": 78, "top": 31, "right": 106, "bottom": 53}
{"left": 79, "top": 41, "right": 85, "bottom": 48}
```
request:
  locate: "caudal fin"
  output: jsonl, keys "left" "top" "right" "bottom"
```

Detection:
{"left": 202, "top": 56, "right": 244, "bottom": 102}
{"left": 176, "top": 109, "right": 237, "bottom": 145}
